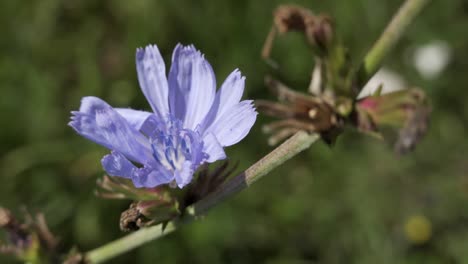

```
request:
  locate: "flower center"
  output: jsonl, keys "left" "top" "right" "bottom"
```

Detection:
{"left": 142, "top": 115, "right": 201, "bottom": 173}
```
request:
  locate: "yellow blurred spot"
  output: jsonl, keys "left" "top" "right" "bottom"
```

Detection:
{"left": 404, "top": 214, "right": 432, "bottom": 244}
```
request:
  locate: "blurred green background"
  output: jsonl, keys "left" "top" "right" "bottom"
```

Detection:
{"left": 1, "top": 0, "right": 467, "bottom": 263}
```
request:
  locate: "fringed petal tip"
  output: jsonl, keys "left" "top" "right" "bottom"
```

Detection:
{"left": 136, "top": 44, "right": 160, "bottom": 60}
{"left": 69, "top": 97, "right": 110, "bottom": 133}
{"left": 222, "top": 71, "right": 246, "bottom": 105}
{"left": 68, "top": 111, "right": 91, "bottom": 133}
{"left": 230, "top": 68, "right": 244, "bottom": 80}
{"left": 136, "top": 47, "right": 144, "bottom": 61}
{"left": 177, "top": 43, "right": 199, "bottom": 53}
{"left": 68, "top": 111, "right": 80, "bottom": 126}
{"left": 78, "top": 96, "right": 110, "bottom": 113}
{"left": 170, "top": 43, "right": 208, "bottom": 66}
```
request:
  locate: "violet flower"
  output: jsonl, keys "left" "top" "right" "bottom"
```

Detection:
{"left": 69, "top": 44, "right": 257, "bottom": 188}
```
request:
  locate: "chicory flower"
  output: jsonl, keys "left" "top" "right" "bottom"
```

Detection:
{"left": 70, "top": 44, "right": 257, "bottom": 188}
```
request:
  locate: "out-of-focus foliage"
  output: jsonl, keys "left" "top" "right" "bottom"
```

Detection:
{"left": 0, "top": 0, "right": 467, "bottom": 263}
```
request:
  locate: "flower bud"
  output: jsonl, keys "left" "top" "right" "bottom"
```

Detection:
{"left": 96, "top": 175, "right": 174, "bottom": 201}
{"left": 272, "top": 5, "right": 335, "bottom": 53}
{"left": 356, "top": 88, "right": 430, "bottom": 154}
{"left": 120, "top": 200, "right": 179, "bottom": 232}
{"left": 305, "top": 15, "right": 334, "bottom": 53}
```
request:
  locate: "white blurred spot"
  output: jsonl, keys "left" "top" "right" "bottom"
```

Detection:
{"left": 357, "top": 68, "right": 406, "bottom": 99}
{"left": 413, "top": 40, "right": 451, "bottom": 79}
{"left": 309, "top": 61, "right": 322, "bottom": 95}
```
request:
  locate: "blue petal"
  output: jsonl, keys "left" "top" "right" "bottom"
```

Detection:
{"left": 205, "top": 100, "right": 257, "bottom": 147}
{"left": 174, "top": 161, "right": 194, "bottom": 188}
{"left": 201, "top": 69, "right": 245, "bottom": 133}
{"left": 69, "top": 96, "right": 152, "bottom": 164}
{"left": 101, "top": 151, "right": 135, "bottom": 178}
{"left": 115, "top": 108, "right": 151, "bottom": 130}
{"left": 168, "top": 44, "right": 216, "bottom": 130}
{"left": 138, "top": 114, "right": 165, "bottom": 139}
{"left": 168, "top": 44, "right": 190, "bottom": 120}
{"left": 183, "top": 53, "right": 216, "bottom": 130}
{"left": 102, "top": 152, "right": 174, "bottom": 190}
{"left": 203, "top": 133, "right": 226, "bottom": 162}
{"left": 132, "top": 166, "right": 173, "bottom": 188}
{"left": 136, "top": 45, "right": 170, "bottom": 118}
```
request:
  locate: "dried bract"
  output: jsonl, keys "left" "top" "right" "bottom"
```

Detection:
{"left": 183, "top": 161, "right": 238, "bottom": 209}
{"left": 262, "top": 5, "right": 335, "bottom": 59}
{"left": 256, "top": 76, "right": 343, "bottom": 145}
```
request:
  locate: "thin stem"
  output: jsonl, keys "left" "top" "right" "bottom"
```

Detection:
{"left": 86, "top": 223, "right": 176, "bottom": 264}
{"left": 85, "top": 132, "right": 320, "bottom": 263}
{"left": 357, "top": 0, "right": 429, "bottom": 87}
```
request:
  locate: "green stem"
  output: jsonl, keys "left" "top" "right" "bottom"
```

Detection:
{"left": 85, "top": 132, "right": 319, "bottom": 263}
{"left": 86, "top": 223, "right": 176, "bottom": 264}
{"left": 193, "top": 132, "right": 320, "bottom": 215}
{"left": 357, "top": 0, "right": 429, "bottom": 86}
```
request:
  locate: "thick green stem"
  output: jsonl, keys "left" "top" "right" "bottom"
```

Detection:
{"left": 85, "top": 132, "right": 319, "bottom": 263}
{"left": 357, "top": 0, "right": 429, "bottom": 87}
{"left": 193, "top": 132, "right": 320, "bottom": 214}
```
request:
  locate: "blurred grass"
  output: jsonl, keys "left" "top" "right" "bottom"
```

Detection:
{"left": 0, "top": 0, "right": 467, "bottom": 263}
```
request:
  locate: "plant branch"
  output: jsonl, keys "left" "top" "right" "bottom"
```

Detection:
{"left": 356, "top": 0, "right": 429, "bottom": 87}
{"left": 85, "top": 132, "right": 320, "bottom": 263}
{"left": 83, "top": 0, "right": 431, "bottom": 262}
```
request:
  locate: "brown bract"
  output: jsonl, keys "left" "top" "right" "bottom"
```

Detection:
{"left": 263, "top": 5, "right": 334, "bottom": 59}
{"left": 256, "top": 76, "right": 343, "bottom": 145}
